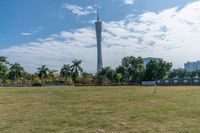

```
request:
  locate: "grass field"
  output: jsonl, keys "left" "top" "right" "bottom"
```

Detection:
{"left": 1, "top": 86, "right": 200, "bottom": 133}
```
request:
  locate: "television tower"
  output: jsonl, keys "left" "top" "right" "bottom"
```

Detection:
{"left": 95, "top": 9, "right": 103, "bottom": 73}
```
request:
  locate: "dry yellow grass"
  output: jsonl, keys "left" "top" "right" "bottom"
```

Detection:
{"left": 1, "top": 86, "right": 200, "bottom": 132}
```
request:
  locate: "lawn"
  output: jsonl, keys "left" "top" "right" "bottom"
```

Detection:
{"left": 1, "top": 86, "right": 200, "bottom": 133}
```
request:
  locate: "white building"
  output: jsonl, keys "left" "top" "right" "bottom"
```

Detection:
{"left": 144, "top": 57, "right": 163, "bottom": 67}
{"left": 184, "top": 61, "right": 200, "bottom": 72}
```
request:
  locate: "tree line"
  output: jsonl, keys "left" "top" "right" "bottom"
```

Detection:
{"left": 169, "top": 68, "right": 200, "bottom": 79}
{"left": 0, "top": 56, "right": 173, "bottom": 86}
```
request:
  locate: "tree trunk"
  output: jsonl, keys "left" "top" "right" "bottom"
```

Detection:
{"left": 64, "top": 72, "right": 67, "bottom": 85}
{"left": 42, "top": 74, "right": 44, "bottom": 85}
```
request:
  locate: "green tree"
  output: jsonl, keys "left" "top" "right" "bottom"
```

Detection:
{"left": 32, "top": 73, "right": 42, "bottom": 84}
{"left": 196, "top": 70, "right": 200, "bottom": 78}
{"left": 0, "top": 56, "right": 9, "bottom": 83}
{"left": 22, "top": 72, "right": 33, "bottom": 84}
{"left": 169, "top": 69, "right": 188, "bottom": 78}
{"left": 97, "top": 67, "right": 115, "bottom": 84}
{"left": 115, "top": 65, "right": 128, "bottom": 84}
{"left": 48, "top": 70, "right": 58, "bottom": 83}
{"left": 116, "top": 73, "right": 123, "bottom": 84}
{"left": 71, "top": 59, "right": 83, "bottom": 83}
{"left": 8, "top": 63, "right": 25, "bottom": 85}
{"left": 122, "top": 56, "right": 145, "bottom": 84}
{"left": 37, "top": 65, "right": 49, "bottom": 85}
{"left": 145, "top": 60, "right": 172, "bottom": 81}
{"left": 60, "top": 64, "right": 71, "bottom": 84}
{"left": 80, "top": 72, "right": 94, "bottom": 84}
{"left": 190, "top": 71, "right": 198, "bottom": 78}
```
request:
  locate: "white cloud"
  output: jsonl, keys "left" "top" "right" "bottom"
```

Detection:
{"left": 63, "top": 3, "right": 96, "bottom": 16}
{"left": 20, "top": 27, "right": 43, "bottom": 36}
{"left": 1, "top": 1, "right": 200, "bottom": 73}
{"left": 20, "top": 32, "right": 33, "bottom": 36}
{"left": 123, "top": 0, "right": 135, "bottom": 5}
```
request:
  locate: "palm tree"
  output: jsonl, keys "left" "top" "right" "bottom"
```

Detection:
{"left": 37, "top": 65, "right": 49, "bottom": 85}
{"left": 48, "top": 69, "right": 58, "bottom": 83}
{"left": 60, "top": 64, "right": 71, "bottom": 84}
{"left": 71, "top": 59, "right": 83, "bottom": 83}
{"left": 9, "top": 63, "right": 24, "bottom": 85}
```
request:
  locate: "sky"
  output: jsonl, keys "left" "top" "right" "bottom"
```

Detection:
{"left": 0, "top": 0, "right": 200, "bottom": 73}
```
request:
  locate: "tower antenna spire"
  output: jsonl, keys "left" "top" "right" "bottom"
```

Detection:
{"left": 97, "top": 8, "right": 99, "bottom": 22}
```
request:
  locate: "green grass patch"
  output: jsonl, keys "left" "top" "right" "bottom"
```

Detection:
{"left": 1, "top": 86, "right": 200, "bottom": 132}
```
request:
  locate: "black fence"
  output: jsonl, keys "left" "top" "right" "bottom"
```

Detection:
{"left": 156, "top": 78, "right": 200, "bottom": 86}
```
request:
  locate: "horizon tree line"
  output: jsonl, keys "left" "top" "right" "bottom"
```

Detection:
{"left": 0, "top": 55, "right": 175, "bottom": 86}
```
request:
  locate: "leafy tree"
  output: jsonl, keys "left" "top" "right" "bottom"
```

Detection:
{"left": 190, "top": 71, "right": 198, "bottom": 78}
{"left": 80, "top": 72, "right": 94, "bottom": 84}
{"left": 22, "top": 72, "right": 33, "bottom": 84}
{"left": 169, "top": 69, "right": 187, "bottom": 78}
{"left": 47, "top": 70, "right": 58, "bottom": 83}
{"left": 0, "top": 56, "right": 9, "bottom": 83}
{"left": 116, "top": 73, "right": 123, "bottom": 84}
{"left": 145, "top": 60, "right": 172, "bottom": 81}
{"left": 32, "top": 73, "right": 42, "bottom": 84}
{"left": 60, "top": 64, "right": 71, "bottom": 84}
{"left": 97, "top": 67, "right": 115, "bottom": 84}
{"left": 122, "top": 56, "right": 145, "bottom": 84}
{"left": 37, "top": 65, "right": 49, "bottom": 85}
{"left": 196, "top": 70, "right": 200, "bottom": 78}
{"left": 8, "top": 63, "right": 25, "bottom": 85}
{"left": 104, "top": 67, "right": 115, "bottom": 83}
{"left": 71, "top": 59, "right": 83, "bottom": 83}
{"left": 115, "top": 65, "right": 128, "bottom": 84}
{"left": 169, "top": 69, "right": 200, "bottom": 79}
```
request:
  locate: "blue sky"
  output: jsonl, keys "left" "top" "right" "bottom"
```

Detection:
{"left": 0, "top": 0, "right": 200, "bottom": 72}
{"left": 0, "top": 0, "right": 197, "bottom": 48}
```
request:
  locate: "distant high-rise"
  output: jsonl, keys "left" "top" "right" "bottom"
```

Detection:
{"left": 95, "top": 10, "right": 103, "bottom": 73}
{"left": 184, "top": 61, "right": 200, "bottom": 72}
